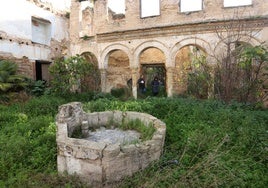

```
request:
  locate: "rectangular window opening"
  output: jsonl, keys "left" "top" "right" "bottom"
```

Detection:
{"left": 31, "top": 16, "right": 51, "bottom": 45}
{"left": 224, "top": 0, "right": 252, "bottom": 7}
{"left": 140, "top": 0, "right": 160, "bottom": 18}
{"left": 180, "top": 0, "right": 203, "bottom": 13}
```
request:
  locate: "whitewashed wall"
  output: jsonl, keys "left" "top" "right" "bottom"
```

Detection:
{"left": 0, "top": 0, "right": 69, "bottom": 60}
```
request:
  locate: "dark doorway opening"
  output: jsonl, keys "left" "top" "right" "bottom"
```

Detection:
{"left": 35, "top": 60, "right": 51, "bottom": 81}
{"left": 140, "top": 64, "right": 166, "bottom": 97}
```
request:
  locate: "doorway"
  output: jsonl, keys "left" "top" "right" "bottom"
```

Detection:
{"left": 35, "top": 60, "right": 51, "bottom": 82}
{"left": 140, "top": 64, "right": 166, "bottom": 97}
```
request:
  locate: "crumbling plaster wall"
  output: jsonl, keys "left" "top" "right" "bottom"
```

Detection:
{"left": 92, "top": 0, "right": 268, "bottom": 34}
{"left": 70, "top": 0, "right": 268, "bottom": 98}
{"left": 0, "top": 0, "right": 69, "bottom": 79}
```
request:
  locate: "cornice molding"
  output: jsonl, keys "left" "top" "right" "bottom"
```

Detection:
{"left": 96, "top": 17, "right": 268, "bottom": 43}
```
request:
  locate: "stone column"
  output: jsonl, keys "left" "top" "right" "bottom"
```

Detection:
{"left": 70, "top": 0, "right": 80, "bottom": 42}
{"left": 166, "top": 67, "right": 174, "bottom": 97}
{"left": 100, "top": 69, "right": 107, "bottom": 93}
{"left": 131, "top": 68, "right": 139, "bottom": 99}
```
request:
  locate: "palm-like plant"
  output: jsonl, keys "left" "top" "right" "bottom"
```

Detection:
{"left": 0, "top": 60, "right": 28, "bottom": 93}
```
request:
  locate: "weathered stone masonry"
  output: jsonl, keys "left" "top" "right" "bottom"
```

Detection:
{"left": 69, "top": 0, "right": 268, "bottom": 99}
{"left": 0, "top": 0, "right": 69, "bottom": 81}
{"left": 56, "top": 102, "right": 166, "bottom": 187}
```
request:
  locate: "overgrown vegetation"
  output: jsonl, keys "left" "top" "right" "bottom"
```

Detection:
{"left": 48, "top": 55, "right": 94, "bottom": 95}
{"left": 186, "top": 49, "right": 212, "bottom": 99}
{"left": 212, "top": 15, "right": 268, "bottom": 104}
{"left": 1, "top": 95, "right": 266, "bottom": 187}
{"left": 0, "top": 27, "right": 267, "bottom": 186}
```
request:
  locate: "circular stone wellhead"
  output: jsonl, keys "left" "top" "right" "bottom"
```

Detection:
{"left": 56, "top": 102, "right": 166, "bottom": 187}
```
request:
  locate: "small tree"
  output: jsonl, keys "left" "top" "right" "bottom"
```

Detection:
{"left": 213, "top": 12, "right": 268, "bottom": 104}
{"left": 49, "top": 55, "right": 93, "bottom": 95}
{"left": 237, "top": 45, "right": 268, "bottom": 103}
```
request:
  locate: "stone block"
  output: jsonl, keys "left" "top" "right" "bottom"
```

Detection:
{"left": 98, "top": 111, "right": 114, "bottom": 127}
{"left": 57, "top": 155, "right": 67, "bottom": 173}
{"left": 103, "top": 144, "right": 120, "bottom": 158}
{"left": 112, "top": 111, "right": 123, "bottom": 125}
{"left": 87, "top": 112, "right": 99, "bottom": 128}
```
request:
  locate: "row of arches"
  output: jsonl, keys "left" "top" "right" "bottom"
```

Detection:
{"left": 100, "top": 38, "right": 210, "bottom": 69}
{"left": 79, "top": 36, "right": 260, "bottom": 98}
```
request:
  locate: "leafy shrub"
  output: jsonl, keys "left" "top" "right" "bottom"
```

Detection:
{"left": 92, "top": 92, "right": 114, "bottom": 100}
{"left": 49, "top": 55, "right": 93, "bottom": 95}
{"left": 23, "top": 95, "right": 66, "bottom": 116}
{"left": 111, "top": 87, "right": 125, "bottom": 98}
{"left": 0, "top": 60, "right": 29, "bottom": 103}
{"left": 54, "top": 91, "right": 95, "bottom": 103}
{"left": 0, "top": 60, "right": 28, "bottom": 92}
{"left": 27, "top": 79, "right": 47, "bottom": 97}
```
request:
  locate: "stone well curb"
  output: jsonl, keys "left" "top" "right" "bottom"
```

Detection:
{"left": 56, "top": 102, "right": 166, "bottom": 187}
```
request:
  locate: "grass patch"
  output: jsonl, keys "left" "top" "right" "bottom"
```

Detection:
{"left": 119, "top": 118, "right": 156, "bottom": 141}
{"left": 0, "top": 96, "right": 267, "bottom": 187}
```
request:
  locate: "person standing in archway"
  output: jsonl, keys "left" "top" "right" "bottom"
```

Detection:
{"left": 151, "top": 76, "right": 160, "bottom": 96}
{"left": 137, "top": 75, "right": 146, "bottom": 94}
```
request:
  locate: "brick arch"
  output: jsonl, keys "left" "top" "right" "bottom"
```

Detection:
{"left": 170, "top": 37, "right": 211, "bottom": 67}
{"left": 133, "top": 40, "right": 169, "bottom": 68}
{"left": 100, "top": 43, "right": 132, "bottom": 69}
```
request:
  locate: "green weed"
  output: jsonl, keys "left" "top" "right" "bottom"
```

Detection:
{"left": 0, "top": 96, "right": 267, "bottom": 187}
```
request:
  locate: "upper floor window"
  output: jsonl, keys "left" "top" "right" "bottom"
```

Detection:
{"left": 180, "top": 0, "right": 203, "bottom": 12}
{"left": 108, "top": 0, "right": 125, "bottom": 14}
{"left": 31, "top": 17, "right": 51, "bottom": 45}
{"left": 141, "top": 0, "right": 160, "bottom": 18}
{"left": 224, "top": 0, "right": 252, "bottom": 7}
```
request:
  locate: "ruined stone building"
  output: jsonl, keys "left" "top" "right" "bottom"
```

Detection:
{"left": 70, "top": 0, "right": 268, "bottom": 99}
{"left": 0, "top": 0, "right": 69, "bottom": 81}
{"left": 0, "top": 0, "right": 267, "bottom": 99}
